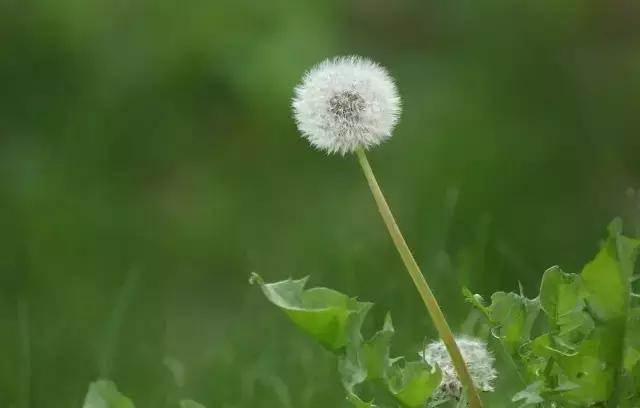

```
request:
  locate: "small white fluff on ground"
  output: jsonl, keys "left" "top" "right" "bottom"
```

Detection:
{"left": 420, "top": 336, "right": 497, "bottom": 404}
{"left": 292, "top": 56, "right": 401, "bottom": 155}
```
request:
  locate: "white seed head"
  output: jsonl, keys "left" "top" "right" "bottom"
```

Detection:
{"left": 420, "top": 336, "right": 497, "bottom": 404}
{"left": 292, "top": 56, "right": 401, "bottom": 155}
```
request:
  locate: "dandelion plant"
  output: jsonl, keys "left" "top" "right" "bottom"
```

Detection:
{"left": 258, "top": 55, "right": 481, "bottom": 407}
{"left": 292, "top": 56, "right": 484, "bottom": 406}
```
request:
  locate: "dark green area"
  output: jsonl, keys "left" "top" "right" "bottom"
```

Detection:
{"left": 1, "top": 1, "right": 639, "bottom": 407}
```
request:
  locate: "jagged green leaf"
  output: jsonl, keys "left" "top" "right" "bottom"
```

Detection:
{"left": 580, "top": 222, "right": 638, "bottom": 323}
{"left": 465, "top": 288, "right": 541, "bottom": 354}
{"left": 512, "top": 382, "right": 545, "bottom": 406}
{"left": 250, "top": 273, "right": 372, "bottom": 351}
{"left": 346, "top": 393, "right": 377, "bottom": 408}
{"left": 616, "top": 235, "right": 640, "bottom": 279}
{"left": 487, "top": 292, "right": 540, "bottom": 354}
{"left": 361, "top": 313, "right": 395, "bottom": 380}
{"left": 539, "top": 265, "right": 594, "bottom": 345}
{"left": 339, "top": 349, "right": 368, "bottom": 394}
{"left": 531, "top": 333, "right": 578, "bottom": 358}
{"left": 83, "top": 380, "right": 135, "bottom": 408}
{"left": 388, "top": 361, "right": 441, "bottom": 408}
{"left": 581, "top": 237, "right": 627, "bottom": 320}
{"left": 339, "top": 313, "right": 396, "bottom": 397}
{"left": 554, "top": 328, "right": 617, "bottom": 404}
{"left": 578, "top": 224, "right": 639, "bottom": 405}
{"left": 539, "top": 266, "right": 581, "bottom": 326}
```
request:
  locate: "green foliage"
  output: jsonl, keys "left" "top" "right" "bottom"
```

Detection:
{"left": 251, "top": 221, "right": 640, "bottom": 407}
{"left": 387, "top": 361, "right": 442, "bottom": 408}
{"left": 249, "top": 273, "right": 372, "bottom": 351}
{"left": 511, "top": 382, "right": 544, "bottom": 406}
{"left": 464, "top": 289, "right": 541, "bottom": 355}
{"left": 251, "top": 273, "right": 443, "bottom": 408}
{"left": 465, "top": 220, "right": 640, "bottom": 406}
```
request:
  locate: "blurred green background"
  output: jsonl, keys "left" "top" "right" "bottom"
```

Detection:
{"left": 1, "top": 0, "right": 640, "bottom": 407}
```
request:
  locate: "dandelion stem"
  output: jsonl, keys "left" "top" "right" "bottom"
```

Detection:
{"left": 355, "top": 147, "right": 483, "bottom": 408}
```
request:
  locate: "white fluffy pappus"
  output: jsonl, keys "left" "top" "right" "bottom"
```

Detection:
{"left": 420, "top": 336, "right": 497, "bottom": 404}
{"left": 292, "top": 56, "right": 401, "bottom": 155}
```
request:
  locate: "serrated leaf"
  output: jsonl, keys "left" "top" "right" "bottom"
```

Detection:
{"left": 513, "top": 381, "right": 579, "bottom": 406}
{"left": 346, "top": 393, "right": 377, "bottom": 408}
{"left": 580, "top": 219, "right": 638, "bottom": 321}
{"left": 512, "top": 382, "right": 545, "bottom": 406}
{"left": 554, "top": 328, "right": 616, "bottom": 404}
{"left": 340, "top": 313, "right": 396, "bottom": 395}
{"left": 539, "top": 266, "right": 594, "bottom": 345}
{"left": 388, "top": 361, "right": 442, "bottom": 408}
{"left": 487, "top": 292, "right": 540, "bottom": 354}
{"left": 83, "top": 380, "right": 135, "bottom": 408}
{"left": 581, "top": 238, "right": 627, "bottom": 320}
{"left": 616, "top": 235, "right": 640, "bottom": 279}
{"left": 361, "top": 313, "right": 395, "bottom": 380}
{"left": 578, "top": 223, "right": 638, "bottom": 405}
{"left": 338, "top": 350, "right": 368, "bottom": 394}
{"left": 466, "top": 289, "right": 541, "bottom": 355}
{"left": 608, "top": 217, "right": 640, "bottom": 276}
{"left": 531, "top": 334, "right": 578, "bottom": 358}
{"left": 539, "top": 266, "right": 581, "bottom": 326}
{"left": 251, "top": 273, "right": 372, "bottom": 351}
{"left": 552, "top": 381, "right": 580, "bottom": 392}
{"left": 180, "top": 401, "right": 206, "bottom": 408}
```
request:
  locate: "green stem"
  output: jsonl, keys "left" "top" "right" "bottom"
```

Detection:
{"left": 355, "top": 148, "right": 483, "bottom": 408}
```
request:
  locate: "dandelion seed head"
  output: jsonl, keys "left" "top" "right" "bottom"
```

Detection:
{"left": 292, "top": 56, "right": 401, "bottom": 155}
{"left": 420, "top": 336, "right": 497, "bottom": 405}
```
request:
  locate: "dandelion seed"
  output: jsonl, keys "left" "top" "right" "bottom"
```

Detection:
{"left": 292, "top": 56, "right": 401, "bottom": 155}
{"left": 420, "top": 336, "right": 497, "bottom": 404}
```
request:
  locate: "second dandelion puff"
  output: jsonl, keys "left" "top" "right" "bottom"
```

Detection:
{"left": 421, "top": 337, "right": 497, "bottom": 405}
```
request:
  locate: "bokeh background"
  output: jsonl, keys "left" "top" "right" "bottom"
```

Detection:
{"left": 2, "top": 0, "right": 640, "bottom": 407}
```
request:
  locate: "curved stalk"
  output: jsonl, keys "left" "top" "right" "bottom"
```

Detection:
{"left": 355, "top": 148, "right": 483, "bottom": 408}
